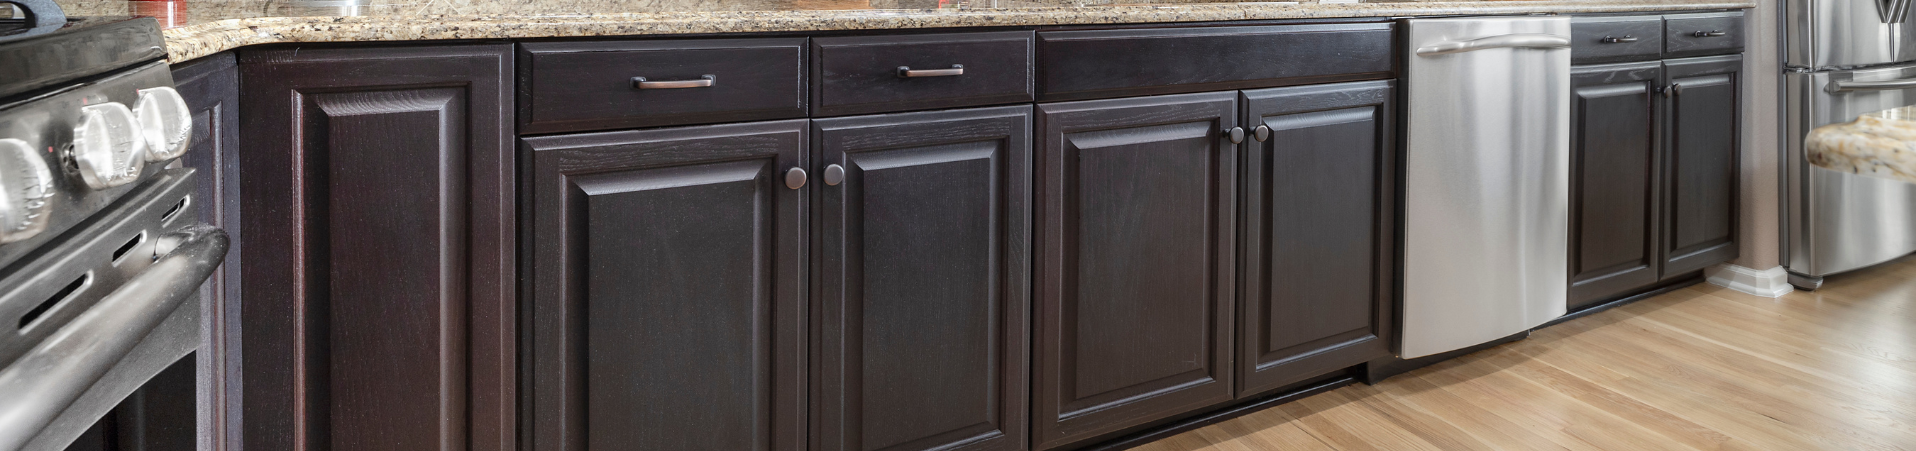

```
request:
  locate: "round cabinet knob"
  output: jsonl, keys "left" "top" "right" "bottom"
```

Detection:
{"left": 70, "top": 102, "right": 147, "bottom": 190}
{"left": 823, "top": 164, "right": 846, "bottom": 186}
{"left": 0, "top": 139, "right": 55, "bottom": 244}
{"left": 1226, "top": 127, "right": 1246, "bottom": 144}
{"left": 1253, "top": 125, "right": 1272, "bottom": 142}
{"left": 134, "top": 87, "right": 193, "bottom": 162}
{"left": 785, "top": 167, "right": 807, "bottom": 189}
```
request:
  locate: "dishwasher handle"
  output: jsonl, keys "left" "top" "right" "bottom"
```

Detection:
{"left": 1414, "top": 33, "right": 1571, "bottom": 56}
{"left": 1828, "top": 77, "right": 1916, "bottom": 92}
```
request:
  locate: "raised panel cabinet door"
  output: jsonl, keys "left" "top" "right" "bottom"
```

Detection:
{"left": 1033, "top": 92, "right": 1238, "bottom": 450}
{"left": 812, "top": 106, "right": 1031, "bottom": 451}
{"left": 169, "top": 51, "right": 241, "bottom": 450}
{"left": 1567, "top": 62, "right": 1664, "bottom": 309}
{"left": 1661, "top": 55, "right": 1741, "bottom": 277}
{"left": 524, "top": 120, "right": 809, "bottom": 451}
{"left": 1237, "top": 81, "right": 1396, "bottom": 398}
{"left": 237, "top": 45, "right": 514, "bottom": 451}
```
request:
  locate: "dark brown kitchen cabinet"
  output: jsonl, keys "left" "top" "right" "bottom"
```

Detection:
{"left": 1033, "top": 92, "right": 1238, "bottom": 450}
{"left": 1661, "top": 54, "right": 1740, "bottom": 277}
{"left": 236, "top": 44, "right": 516, "bottom": 451}
{"left": 1236, "top": 81, "right": 1395, "bottom": 398}
{"left": 523, "top": 120, "right": 810, "bottom": 451}
{"left": 1563, "top": 42, "right": 1739, "bottom": 308}
{"left": 168, "top": 51, "right": 241, "bottom": 449}
{"left": 1568, "top": 61, "right": 1664, "bottom": 310}
{"left": 812, "top": 106, "right": 1032, "bottom": 451}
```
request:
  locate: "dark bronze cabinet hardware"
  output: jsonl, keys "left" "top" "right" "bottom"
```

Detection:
{"left": 785, "top": 167, "right": 808, "bottom": 189}
{"left": 1253, "top": 124, "right": 1272, "bottom": 142}
{"left": 631, "top": 74, "right": 716, "bottom": 89}
{"left": 897, "top": 64, "right": 965, "bottom": 78}
{"left": 1227, "top": 126, "right": 1246, "bottom": 144}
{"left": 1691, "top": 30, "right": 1726, "bottom": 37}
{"left": 823, "top": 164, "right": 846, "bottom": 185}
{"left": 1600, "top": 36, "right": 1639, "bottom": 43}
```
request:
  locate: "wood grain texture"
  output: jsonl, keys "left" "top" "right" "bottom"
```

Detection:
{"left": 1034, "top": 92, "right": 1238, "bottom": 450}
{"left": 811, "top": 31, "right": 1034, "bottom": 117}
{"left": 1036, "top": 24, "right": 1395, "bottom": 102}
{"left": 1568, "top": 61, "right": 1663, "bottom": 309}
{"left": 812, "top": 106, "right": 1032, "bottom": 451}
{"left": 169, "top": 51, "right": 241, "bottom": 451}
{"left": 517, "top": 38, "right": 808, "bottom": 134}
{"left": 1135, "top": 253, "right": 1916, "bottom": 451}
{"left": 1662, "top": 12, "right": 1744, "bottom": 59}
{"left": 1661, "top": 54, "right": 1739, "bottom": 278}
{"left": 1237, "top": 80, "right": 1395, "bottom": 399}
{"left": 523, "top": 120, "right": 809, "bottom": 451}
{"left": 236, "top": 44, "right": 516, "bottom": 451}
{"left": 1569, "top": 16, "right": 1664, "bottom": 65}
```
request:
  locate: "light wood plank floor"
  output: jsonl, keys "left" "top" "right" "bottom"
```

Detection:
{"left": 1136, "top": 255, "right": 1916, "bottom": 451}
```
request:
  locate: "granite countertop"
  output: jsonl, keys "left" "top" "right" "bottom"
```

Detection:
{"left": 1807, "top": 106, "right": 1916, "bottom": 185}
{"left": 53, "top": 0, "right": 1754, "bottom": 63}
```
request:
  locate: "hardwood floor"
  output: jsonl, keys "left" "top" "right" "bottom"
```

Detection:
{"left": 1135, "top": 255, "right": 1916, "bottom": 451}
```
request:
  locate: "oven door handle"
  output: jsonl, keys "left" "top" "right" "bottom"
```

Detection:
{"left": 0, "top": 225, "right": 228, "bottom": 451}
{"left": 1828, "top": 77, "right": 1916, "bottom": 92}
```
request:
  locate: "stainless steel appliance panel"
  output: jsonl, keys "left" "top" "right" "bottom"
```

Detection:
{"left": 1785, "top": 65, "right": 1916, "bottom": 277}
{"left": 1785, "top": 0, "right": 1916, "bottom": 68}
{"left": 1402, "top": 16, "right": 1570, "bottom": 359}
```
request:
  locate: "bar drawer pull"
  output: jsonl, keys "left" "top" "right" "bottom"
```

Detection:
{"left": 897, "top": 64, "right": 964, "bottom": 78}
{"left": 1600, "top": 36, "right": 1639, "bottom": 43}
{"left": 1692, "top": 30, "right": 1727, "bottom": 37}
{"left": 632, "top": 75, "right": 716, "bottom": 89}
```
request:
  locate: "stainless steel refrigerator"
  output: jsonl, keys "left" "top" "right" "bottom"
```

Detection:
{"left": 1784, "top": 0, "right": 1916, "bottom": 288}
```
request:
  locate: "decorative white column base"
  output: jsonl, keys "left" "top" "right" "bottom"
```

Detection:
{"left": 1705, "top": 264, "right": 1795, "bottom": 298}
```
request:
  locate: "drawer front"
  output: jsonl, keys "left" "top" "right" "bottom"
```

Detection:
{"left": 1571, "top": 16, "right": 1663, "bottom": 64}
{"left": 812, "top": 31, "right": 1034, "bottom": 117}
{"left": 1037, "top": 23, "right": 1395, "bottom": 101}
{"left": 1664, "top": 12, "right": 1745, "bottom": 58}
{"left": 519, "top": 38, "right": 807, "bottom": 134}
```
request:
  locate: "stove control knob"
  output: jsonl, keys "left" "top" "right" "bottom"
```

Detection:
{"left": 134, "top": 87, "right": 193, "bottom": 162}
{"left": 0, "top": 139, "right": 55, "bottom": 244}
{"left": 70, "top": 101, "right": 147, "bottom": 190}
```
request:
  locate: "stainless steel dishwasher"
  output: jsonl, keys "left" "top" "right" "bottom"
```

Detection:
{"left": 1400, "top": 16, "right": 1571, "bottom": 358}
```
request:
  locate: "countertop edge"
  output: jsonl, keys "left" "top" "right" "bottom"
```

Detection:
{"left": 160, "top": 1, "right": 1756, "bottom": 63}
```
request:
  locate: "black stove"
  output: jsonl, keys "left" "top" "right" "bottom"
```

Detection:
{"left": 0, "top": 0, "right": 227, "bottom": 449}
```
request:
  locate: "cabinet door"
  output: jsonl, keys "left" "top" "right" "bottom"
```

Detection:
{"left": 237, "top": 45, "right": 515, "bottom": 451}
{"left": 1661, "top": 55, "right": 1741, "bottom": 277}
{"left": 1238, "top": 81, "right": 1395, "bottom": 397}
{"left": 813, "top": 106, "right": 1031, "bottom": 451}
{"left": 1033, "top": 92, "right": 1237, "bottom": 450}
{"left": 1567, "top": 62, "right": 1664, "bottom": 309}
{"left": 524, "top": 120, "right": 809, "bottom": 451}
{"left": 170, "top": 51, "right": 241, "bottom": 450}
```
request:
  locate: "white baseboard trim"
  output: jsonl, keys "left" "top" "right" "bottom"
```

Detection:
{"left": 1705, "top": 264, "right": 1794, "bottom": 298}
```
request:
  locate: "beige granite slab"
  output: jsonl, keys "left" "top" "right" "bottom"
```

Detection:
{"left": 56, "top": 0, "right": 1753, "bottom": 63}
{"left": 1807, "top": 106, "right": 1916, "bottom": 185}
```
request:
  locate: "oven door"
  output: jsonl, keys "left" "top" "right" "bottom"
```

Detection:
{"left": 1786, "top": 0, "right": 1916, "bottom": 68}
{"left": 1786, "top": 63, "right": 1916, "bottom": 278}
{"left": 0, "top": 168, "right": 227, "bottom": 451}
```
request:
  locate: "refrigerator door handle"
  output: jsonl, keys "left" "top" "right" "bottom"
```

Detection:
{"left": 1827, "top": 77, "right": 1916, "bottom": 92}
{"left": 1414, "top": 33, "right": 1571, "bottom": 56}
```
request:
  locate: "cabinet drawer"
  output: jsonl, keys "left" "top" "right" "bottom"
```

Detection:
{"left": 1664, "top": 12, "right": 1745, "bottom": 58}
{"left": 1037, "top": 23, "right": 1395, "bottom": 101}
{"left": 811, "top": 31, "right": 1033, "bottom": 116}
{"left": 1571, "top": 16, "right": 1663, "bottom": 64}
{"left": 518, "top": 38, "right": 807, "bottom": 134}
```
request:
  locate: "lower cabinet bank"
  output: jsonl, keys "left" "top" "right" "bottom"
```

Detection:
{"left": 200, "top": 10, "right": 1739, "bottom": 451}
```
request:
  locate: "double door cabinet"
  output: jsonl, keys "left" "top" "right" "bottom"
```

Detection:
{"left": 1566, "top": 12, "right": 1743, "bottom": 309}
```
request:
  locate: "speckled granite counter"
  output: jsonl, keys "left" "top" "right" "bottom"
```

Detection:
{"left": 1807, "top": 106, "right": 1916, "bottom": 185}
{"left": 54, "top": 0, "right": 1753, "bottom": 63}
